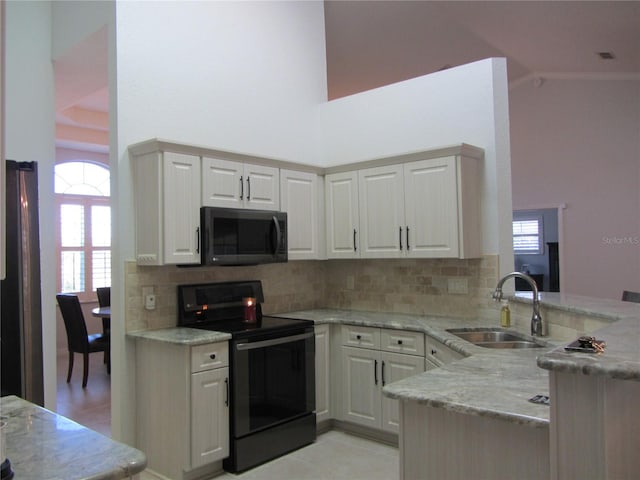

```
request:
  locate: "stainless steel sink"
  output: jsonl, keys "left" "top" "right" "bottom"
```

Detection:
{"left": 446, "top": 328, "right": 544, "bottom": 349}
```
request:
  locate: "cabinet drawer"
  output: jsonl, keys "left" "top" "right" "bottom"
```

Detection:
{"left": 342, "top": 325, "right": 380, "bottom": 349}
{"left": 191, "top": 342, "right": 229, "bottom": 373}
{"left": 425, "top": 335, "right": 464, "bottom": 366}
{"left": 381, "top": 329, "right": 424, "bottom": 356}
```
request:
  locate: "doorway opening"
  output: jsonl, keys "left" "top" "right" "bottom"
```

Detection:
{"left": 512, "top": 208, "right": 560, "bottom": 293}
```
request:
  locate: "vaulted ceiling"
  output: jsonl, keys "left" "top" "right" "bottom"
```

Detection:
{"left": 55, "top": 1, "right": 640, "bottom": 151}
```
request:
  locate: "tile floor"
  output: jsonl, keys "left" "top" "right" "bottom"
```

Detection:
{"left": 56, "top": 353, "right": 399, "bottom": 480}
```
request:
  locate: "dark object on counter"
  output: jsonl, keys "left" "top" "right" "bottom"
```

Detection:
{"left": 528, "top": 394, "right": 550, "bottom": 406}
{"left": 622, "top": 290, "right": 640, "bottom": 303}
{"left": 565, "top": 336, "right": 606, "bottom": 353}
{"left": 178, "top": 280, "right": 316, "bottom": 473}
{"left": 1, "top": 458, "right": 14, "bottom": 480}
{"left": 56, "top": 294, "right": 111, "bottom": 388}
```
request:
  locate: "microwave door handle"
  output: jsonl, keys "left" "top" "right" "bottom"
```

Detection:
{"left": 272, "top": 216, "right": 281, "bottom": 255}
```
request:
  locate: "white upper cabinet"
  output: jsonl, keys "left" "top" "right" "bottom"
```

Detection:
{"left": 325, "top": 171, "right": 359, "bottom": 258}
{"left": 404, "top": 157, "right": 460, "bottom": 258}
{"left": 202, "top": 157, "right": 279, "bottom": 211}
{"left": 325, "top": 149, "right": 481, "bottom": 260}
{"left": 358, "top": 164, "right": 405, "bottom": 258}
{"left": 280, "top": 169, "right": 323, "bottom": 260}
{"left": 131, "top": 150, "right": 201, "bottom": 265}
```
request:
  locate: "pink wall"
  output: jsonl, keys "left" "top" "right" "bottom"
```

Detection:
{"left": 509, "top": 77, "right": 640, "bottom": 299}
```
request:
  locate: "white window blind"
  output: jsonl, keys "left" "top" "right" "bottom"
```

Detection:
{"left": 513, "top": 218, "right": 543, "bottom": 254}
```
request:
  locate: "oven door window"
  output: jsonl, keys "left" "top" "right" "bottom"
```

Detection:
{"left": 232, "top": 331, "right": 315, "bottom": 437}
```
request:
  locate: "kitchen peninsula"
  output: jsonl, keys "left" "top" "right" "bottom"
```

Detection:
{"left": 380, "top": 292, "right": 640, "bottom": 480}
{"left": 0, "top": 396, "right": 147, "bottom": 480}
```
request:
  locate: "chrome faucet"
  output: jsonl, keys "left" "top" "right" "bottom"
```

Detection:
{"left": 493, "top": 272, "right": 545, "bottom": 336}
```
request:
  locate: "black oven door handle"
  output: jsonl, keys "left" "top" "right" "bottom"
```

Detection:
{"left": 235, "top": 331, "right": 313, "bottom": 351}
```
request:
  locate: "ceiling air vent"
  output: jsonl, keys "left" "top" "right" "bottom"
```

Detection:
{"left": 597, "top": 51, "right": 616, "bottom": 60}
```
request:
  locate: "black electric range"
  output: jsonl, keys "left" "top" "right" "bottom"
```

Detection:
{"left": 177, "top": 281, "right": 316, "bottom": 473}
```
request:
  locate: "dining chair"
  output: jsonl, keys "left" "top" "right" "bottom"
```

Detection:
{"left": 622, "top": 290, "right": 640, "bottom": 303}
{"left": 96, "top": 286, "right": 111, "bottom": 336}
{"left": 56, "top": 293, "right": 110, "bottom": 388}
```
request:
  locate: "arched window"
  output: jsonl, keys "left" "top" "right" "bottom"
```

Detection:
{"left": 55, "top": 161, "right": 111, "bottom": 299}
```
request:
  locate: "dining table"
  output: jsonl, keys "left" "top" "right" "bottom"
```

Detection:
{"left": 91, "top": 306, "right": 111, "bottom": 337}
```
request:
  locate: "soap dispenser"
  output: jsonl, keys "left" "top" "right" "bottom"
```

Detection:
{"left": 500, "top": 300, "right": 511, "bottom": 328}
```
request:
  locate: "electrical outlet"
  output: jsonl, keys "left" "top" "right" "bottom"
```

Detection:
{"left": 142, "top": 286, "right": 156, "bottom": 310}
{"left": 145, "top": 294, "right": 156, "bottom": 310}
{"left": 447, "top": 278, "right": 468, "bottom": 295}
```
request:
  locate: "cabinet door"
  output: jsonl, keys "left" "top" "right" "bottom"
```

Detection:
{"left": 163, "top": 152, "right": 201, "bottom": 264}
{"left": 325, "top": 171, "right": 359, "bottom": 258}
{"left": 380, "top": 352, "right": 425, "bottom": 433}
{"left": 244, "top": 164, "right": 279, "bottom": 210}
{"left": 191, "top": 367, "right": 229, "bottom": 469}
{"left": 342, "top": 346, "right": 381, "bottom": 429}
{"left": 281, "top": 170, "right": 319, "bottom": 260}
{"left": 314, "top": 324, "right": 331, "bottom": 423}
{"left": 358, "top": 165, "right": 404, "bottom": 258}
{"left": 404, "top": 157, "right": 459, "bottom": 258}
{"left": 201, "top": 157, "right": 244, "bottom": 208}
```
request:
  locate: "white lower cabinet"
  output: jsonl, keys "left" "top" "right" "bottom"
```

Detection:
{"left": 314, "top": 324, "right": 331, "bottom": 423}
{"left": 135, "top": 339, "right": 229, "bottom": 480}
{"left": 425, "top": 334, "right": 465, "bottom": 369}
{"left": 191, "top": 367, "right": 229, "bottom": 469}
{"left": 341, "top": 325, "right": 425, "bottom": 433}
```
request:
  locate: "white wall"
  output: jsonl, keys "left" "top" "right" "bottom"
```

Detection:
{"left": 115, "top": 0, "right": 327, "bottom": 167}
{"left": 5, "top": 1, "right": 57, "bottom": 409}
{"left": 509, "top": 77, "right": 640, "bottom": 299}
{"left": 319, "top": 58, "right": 514, "bottom": 261}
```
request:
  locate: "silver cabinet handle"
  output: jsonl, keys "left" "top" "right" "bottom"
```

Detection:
{"left": 353, "top": 229, "right": 357, "bottom": 252}
{"left": 406, "top": 226, "right": 410, "bottom": 250}
{"left": 247, "top": 176, "right": 251, "bottom": 200}
{"left": 224, "top": 378, "right": 229, "bottom": 407}
{"left": 399, "top": 227, "right": 403, "bottom": 250}
{"left": 240, "top": 175, "right": 244, "bottom": 200}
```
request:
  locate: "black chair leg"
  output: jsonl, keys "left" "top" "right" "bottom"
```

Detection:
{"left": 106, "top": 349, "right": 111, "bottom": 375}
{"left": 82, "top": 353, "right": 89, "bottom": 388}
{"left": 67, "top": 351, "right": 74, "bottom": 383}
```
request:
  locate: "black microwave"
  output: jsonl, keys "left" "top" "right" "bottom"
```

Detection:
{"left": 200, "top": 207, "right": 287, "bottom": 266}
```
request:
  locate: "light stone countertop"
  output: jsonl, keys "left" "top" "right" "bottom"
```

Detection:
{"left": 126, "top": 295, "right": 640, "bottom": 430}
{"left": 277, "top": 309, "right": 557, "bottom": 428}
{"left": 127, "top": 327, "right": 231, "bottom": 345}
{"left": 0, "top": 395, "right": 147, "bottom": 480}
{"left": 512, "top": 291, "right": 640, "bottom": 322}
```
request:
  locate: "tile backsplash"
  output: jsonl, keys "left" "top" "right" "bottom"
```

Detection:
{"left": 125, "top": 255, "right": 500, "bottom": 332}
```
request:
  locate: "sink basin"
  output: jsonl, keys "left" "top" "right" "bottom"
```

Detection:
{"left": 446, "top": 328, "right": 544, "bottom": 349}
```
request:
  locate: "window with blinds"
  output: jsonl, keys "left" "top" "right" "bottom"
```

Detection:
{"left": 55, "top": 161, "right": 111, "bottom": 300}
{"left": 513, "top": 217, "right": 543, "bottom": 254}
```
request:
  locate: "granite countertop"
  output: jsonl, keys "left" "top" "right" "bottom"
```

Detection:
{"left": 0, "top": 395, "right": 147, "bottom": 480}
{"left": 537, "top": 317, "right": 640, "bottom": 380}
{"left": 277, "top": 309, "right": 557, "bottom": 427}
{"left": 127, "top": 327, "right": 231, "bottom": 345}
{"left": 126, "top": 295, "right": 640, "bottom": 429}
